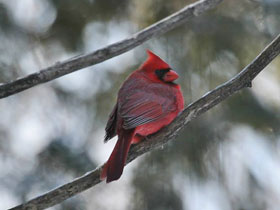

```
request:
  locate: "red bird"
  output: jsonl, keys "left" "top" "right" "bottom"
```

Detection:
{"left": 101, "top": 50, "right": 184, "bottom": 183}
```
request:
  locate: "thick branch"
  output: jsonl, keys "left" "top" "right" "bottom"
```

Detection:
{"left": 0, "top": 0, "right": 223, "bottom": 99}
{"left": 9, "top": 33, "right": 280, "bottom": 210}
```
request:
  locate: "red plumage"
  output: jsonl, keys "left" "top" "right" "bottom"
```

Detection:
{"left": 101, "top": 50, "right": 184, "bottom": 183}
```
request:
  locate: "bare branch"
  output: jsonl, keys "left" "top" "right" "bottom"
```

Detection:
{"left": 128, "top": 33, "right": 280, "bottom": 162}
{"left": 9, "top": 33, "right": 280, "bottom": 210}
{"left": 0, "top": 0, "right": 223, "bottom": 99}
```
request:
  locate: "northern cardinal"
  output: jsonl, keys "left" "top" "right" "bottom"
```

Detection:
{"left": 101, "top": 50, "right": 184, "bottom": 183}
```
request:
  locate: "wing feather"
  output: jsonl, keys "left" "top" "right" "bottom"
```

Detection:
{"left": 120, "top": 91, "right": 172, "bottom": 130}
{"left": 104, "top": 104, "right": 118, "bottom": 142}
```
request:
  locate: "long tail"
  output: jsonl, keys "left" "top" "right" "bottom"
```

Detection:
{"left": 101, "top": 129, "right": 134, "bottom": 183}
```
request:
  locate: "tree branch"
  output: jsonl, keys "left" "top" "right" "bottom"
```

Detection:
{"left": 0, "top": 0, "right": 223, "bottom": 99}
{"left": 9, "top": 33, "right": 280, "bottom": 210}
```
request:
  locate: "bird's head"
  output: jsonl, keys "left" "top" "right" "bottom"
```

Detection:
{"left": 140, "top": 50, "right": 179, "bottom": 83}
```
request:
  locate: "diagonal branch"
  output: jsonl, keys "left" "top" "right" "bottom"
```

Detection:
{"left": 9, "top": 33, "right": 280, "bottom": 210}
{"left": 0, "top": 0, "right": 223, "bottom": 99}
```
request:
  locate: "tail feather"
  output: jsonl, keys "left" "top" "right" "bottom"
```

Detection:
{"left": 101, "top": 129, "right": 134, "bottom": 183}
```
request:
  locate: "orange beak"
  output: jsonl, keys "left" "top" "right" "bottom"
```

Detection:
{"left": 163, "top": 70, "right": 179, "bottom": 82}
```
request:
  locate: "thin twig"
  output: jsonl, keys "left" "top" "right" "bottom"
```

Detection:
{"left": 9, "top": 33, "right": 280, "bottom": 210}
{"left": 0, "top": 0, "right": 223, "bottom": 99}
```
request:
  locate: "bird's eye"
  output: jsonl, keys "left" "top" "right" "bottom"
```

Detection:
{"left": 155, "top": 68, "right": 171, "bottom": 80}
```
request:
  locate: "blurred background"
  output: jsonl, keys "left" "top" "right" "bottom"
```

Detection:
{"left": 0, "top": 0, "right": 279, "bottom": 209}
